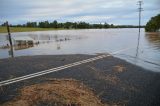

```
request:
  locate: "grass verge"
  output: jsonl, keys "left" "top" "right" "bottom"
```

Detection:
{"left": 0, "top": 26, "right": 64, "bottom": 33}
{"left": 2, "top": 79, "right": 105, "bottom": 106}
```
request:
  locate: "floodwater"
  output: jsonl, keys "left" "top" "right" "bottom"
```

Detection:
{"left": 0, "top": 28, "right": 160, "bottom": 72}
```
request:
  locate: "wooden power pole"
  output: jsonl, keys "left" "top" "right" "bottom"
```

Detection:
{"left": 138, "top": 1, "right": 143, "bottom": 33}
{"left": 6, "top": 21, "right": 14, "bottom": 57}
{"left": 136, "top": 1, "right": 143, "bottom": 57}
{"left": 6, "top": 21, "right": 13, "bottom": 46}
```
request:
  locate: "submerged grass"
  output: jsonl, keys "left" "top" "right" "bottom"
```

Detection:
{"left": 0, "top": 26, "right": 64, "bottom": 33}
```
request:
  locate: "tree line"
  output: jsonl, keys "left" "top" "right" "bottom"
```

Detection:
{"left": 1, "top": 20, "right": 141, "bottom": 29}
{"left": 145, "top": 14, "right": 160, "bottom": 32}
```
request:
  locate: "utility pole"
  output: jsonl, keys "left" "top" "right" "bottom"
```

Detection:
{"left": 6, "top": 21, "right": 13, "bottom": 46}
{"left": 138, "top": 1, "right": 143, "bottom": 33}
{"left": 6, "top": 21, "right": 14, "bottom": 58}
{"left": 136, "top": 1, "right": 143, "bottom": 57}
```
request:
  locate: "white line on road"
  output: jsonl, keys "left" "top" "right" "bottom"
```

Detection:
{"left": 0, "top": 47, "right": 133, "bottom": 87}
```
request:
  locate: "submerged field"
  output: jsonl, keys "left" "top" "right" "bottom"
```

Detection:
{"left": 0, "top": 26, "right": 64, "bottom": 33}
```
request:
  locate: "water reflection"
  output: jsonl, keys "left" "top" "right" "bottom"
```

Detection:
{"left": 14, "top": 44, "right": 34, "bottom": 50}
{"left": 0, "top": 29, "right": 160, "bottom": 72}
{"left": 56, "top": 43, "right": 61, "bottom": 50}
{"left": 145, "top": 32, "right": 160, "bottom": 49}
{"left": 136, "top": 31, "right": 141, "bottom": 57}
{"left": 4, "top": 43, "right": 35, "bottom": 58}
{"left": 9, "top": 46, "right": 14, "bottom": 58}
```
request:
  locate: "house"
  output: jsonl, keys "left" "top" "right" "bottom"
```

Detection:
{"left": 12, "top": 36, "right": 34, "bottom": 46}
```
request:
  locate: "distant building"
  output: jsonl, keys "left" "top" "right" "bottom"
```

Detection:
{"left": 12, "top": 36, "right": 34, "bottom": 46}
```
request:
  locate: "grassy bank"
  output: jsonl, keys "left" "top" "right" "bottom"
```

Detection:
{"left": 0, "top": 26, "right": 64, "bottom": 33}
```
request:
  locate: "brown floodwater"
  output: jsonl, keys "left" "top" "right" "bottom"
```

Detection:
{"left": 0, "top": 28, "right": 160, "bottom": 72}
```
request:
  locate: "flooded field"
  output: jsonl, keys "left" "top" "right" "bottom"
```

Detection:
{"left": 0, "top": 28, "right": 160, "bottom": 72}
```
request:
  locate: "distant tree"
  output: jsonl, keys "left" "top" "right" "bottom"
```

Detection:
{"left": 50, "top": 20, "right": 58, "bottom": 28}
{"left": 76, "top": 22, "right": 90, "bottom": 29}
{"left": 39, "top": 21, "right": 49, "bottom": 28}
{"left": 110, "top": 24, "right": 114, "bottom": 28}
{"left": 26, "top": 22, "right": 37, "bottom": 27}
{"left": 72, "top": 22, "right": 78, "bottom": 29}
{"left": 39, "top": 22, "right": 44, "bottom": 28}
{"left": 104, "top": 22, "right": 110, "bottom": 28}
{"left": 1, "top": 22, "right": 6, "bottom": 26}
{"left": 1, "top": 22, "right": 14, "bottom": 27}
{"left": 145, "top": 14, "right": 160, "bottom": 32}
{"left": 92, "top": 24, "right": 103, "bottom": 29}
{"left": 64, "top": 22, "right": 73, "bottom": 29}
{"left": 16, "top": 24, "right": 23, "bottom": 27}
{"left": 57, "top": 23, "right": 64, "bottom": 28}
{"left": 1, "top": 20, "right": 142, "bottom": 29}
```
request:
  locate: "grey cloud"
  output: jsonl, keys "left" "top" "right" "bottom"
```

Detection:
{"left": 0, "top": 0, "right": 159, "bottom": 25}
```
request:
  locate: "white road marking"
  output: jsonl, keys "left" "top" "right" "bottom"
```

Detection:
{"left": 0, "top": 47, "right": 133, "bottom": 87}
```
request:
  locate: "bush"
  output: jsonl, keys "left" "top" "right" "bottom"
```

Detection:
{"left": 145, "top": 14, "right": 160, "bottom": 32}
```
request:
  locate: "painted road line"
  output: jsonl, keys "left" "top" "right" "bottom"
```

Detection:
{"left": 0, "top": 47, "right": 133, "bottom": 87}
{"left": 0, "top": 54, "right": 107, "bottom": 84}
{"left": 0, "top": 54, "right": 108, "bottom": 86}
{"left": 0, "top": 55, "right": 108, "bottom": 86}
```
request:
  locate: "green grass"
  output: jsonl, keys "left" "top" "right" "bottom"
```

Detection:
{"left": 0, "top": 26, "right": 64, "bottom": 33}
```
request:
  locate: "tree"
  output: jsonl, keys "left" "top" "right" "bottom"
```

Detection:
{"left": 104, "top": 22, "right": 110, "bottom": 28}
{"left": 77, "top": 22, "right": 90, "bottom": 29}
{"left": 50, "top": 20, "right": 58, "bottom": 28}
{"left": 1, "top": 22, "right": 6, "bottom": 26}
{"left": 64, "top": 22, "right": 73, "bottom": 29}
{"left": 145, "top": 14, "right": 160, "bottom": 32}
{"left": 1, "top": 20, "right": 142, "bottom": 29}
{"left": 26, "top": 22, "right": 37, "bottom": 27}
{"left": 39, "top": 21, "right": 49, "bottom": 28}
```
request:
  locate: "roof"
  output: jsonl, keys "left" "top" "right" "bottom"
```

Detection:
{"left": 12, "top": 36, "right": 34, "bottom": 41}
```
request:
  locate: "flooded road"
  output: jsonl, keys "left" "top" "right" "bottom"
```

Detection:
{"left": 0, "top": 28, "right": 160, "bottom": 72}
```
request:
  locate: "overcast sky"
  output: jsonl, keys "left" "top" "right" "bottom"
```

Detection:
{"left": 0, "top": 0, "right": 160, "bottom": 25}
